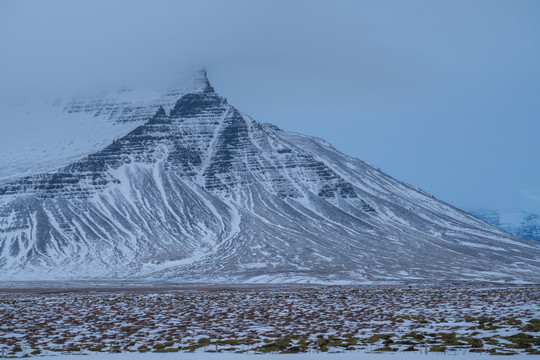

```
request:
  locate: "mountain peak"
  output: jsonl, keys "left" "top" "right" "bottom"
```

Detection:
{"left": 1, "top": 72, "right": 539, "bottom": 283}
{"left": 194, "top": 67, "right": 215, "bottom": 94}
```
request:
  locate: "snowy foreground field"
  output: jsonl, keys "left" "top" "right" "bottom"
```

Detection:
{"left": 28, "top": 352, "right": 540, "bottom": 360}
{"left": 0, "top": 285, "right": 539, "bottom": 358}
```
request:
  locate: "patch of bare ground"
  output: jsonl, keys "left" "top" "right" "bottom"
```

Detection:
{"left": 0, "top": 286, "right": 538, "bottom": 357}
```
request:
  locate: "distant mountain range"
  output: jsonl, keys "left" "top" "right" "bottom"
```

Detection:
{"left": 470, "top": 209, "right": 540, "bottom": 242}
{"left": 0, "top": 70, "right": 539, "bottom": 283}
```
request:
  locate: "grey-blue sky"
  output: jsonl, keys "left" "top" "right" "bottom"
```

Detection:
{"left": 1, "top": 0, "right": 539, "bottom": 213}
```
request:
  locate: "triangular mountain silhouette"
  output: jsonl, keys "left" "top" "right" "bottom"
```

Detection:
{"left": 1, "top": 70, "right": 539, "bottom": 283}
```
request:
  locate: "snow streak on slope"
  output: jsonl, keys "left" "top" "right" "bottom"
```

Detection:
{"left": 0, "top": 70, "right": 539, "bottom": 283}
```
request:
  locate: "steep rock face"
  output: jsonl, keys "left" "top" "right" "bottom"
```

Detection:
{"left": 1, "top": 71, "right": 539, "bottom": 283}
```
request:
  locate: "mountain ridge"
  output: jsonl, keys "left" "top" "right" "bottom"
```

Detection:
{"left": 1, "top": 70, "right": 539, "bottom": 283}
{"left": 471, "top": 209, "right": 540, "bottom": 242}
{"left": 0, "top": 70, "right": 212, "bottom": 184}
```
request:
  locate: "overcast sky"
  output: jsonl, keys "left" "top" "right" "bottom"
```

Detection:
{"left": 1, "top": 0, "right": 539, "bottom": 213}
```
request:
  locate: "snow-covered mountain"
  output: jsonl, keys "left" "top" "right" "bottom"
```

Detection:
{"left": 470, "top": 209, "right": 540, "bottom": 242}
{"left": 0, "top": 72, "right": 209, "bottom": 183}
{"left": 1, "top": 70, "right": 539, "bottom": 283}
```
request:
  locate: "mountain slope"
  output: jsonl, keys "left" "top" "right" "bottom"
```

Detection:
{"left": 1, "top": 71, "right": 539, "bottom": 283}
{"left": 471, "top": 209, "right": 540, "bottom": 242}
{"left": 0, "top": 72, "right": 208, "bottom": 183}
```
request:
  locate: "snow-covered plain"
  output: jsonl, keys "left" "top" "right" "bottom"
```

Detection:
{"left": 31, "top": 352, "right": 535, "bottom": 360}
{"left": 1, "top": 286, "right": 538, "bottom": 358}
